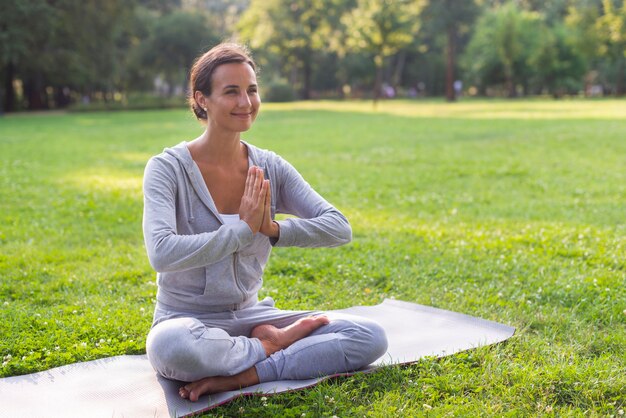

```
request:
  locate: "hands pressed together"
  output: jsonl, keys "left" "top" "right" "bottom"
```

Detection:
{"left": 238, "top": 166, "right": 279, "bottom": 238}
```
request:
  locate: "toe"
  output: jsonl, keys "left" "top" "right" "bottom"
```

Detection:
{"left": 317, "top": 315, "right": 330, "bottom": 324}
{"left": 190, "top": 390, "right": 200, "bottom": 402}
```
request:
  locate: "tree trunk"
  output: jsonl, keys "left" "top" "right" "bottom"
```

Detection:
{"left": 445, "top": 26, "right": 456, "bottom": 102}
{"left": 373, "top": 57, "right": 383, "bottom": 107}
{"left": 289, "top": 65, "right": 298, "bottom": 90}
{"left": 616, "top": 55, "right": 625, "bottom": 96}
{"left": 25, "top": 73, "right": 46, "bottom": 110}
{"left": 54, "top": 86, "right": 71, "bottom": 108}
{"left": 504, "top": 65, "right": 515, "bottom": 98}
{"left": 3, "top": 62, "right": 16, "bottom": 112}
{"left": 392, "top": 51, "right": 406, "bottom": 89}
{"left": 302, "top": 52, "right": 312, "bottom": 100}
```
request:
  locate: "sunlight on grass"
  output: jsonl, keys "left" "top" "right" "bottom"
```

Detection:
{"left": 60, "top": 171, "right": 143, "bottom": 196}
{"left": 264, "top": 99, "right": 626, "bottom": 120}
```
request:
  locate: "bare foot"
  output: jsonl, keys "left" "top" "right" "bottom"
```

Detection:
{"left": 251, "top": 315, "right": 330, "bottom": 356}
{"left": 179, "top": 367, "right": 259, "bottom": 402}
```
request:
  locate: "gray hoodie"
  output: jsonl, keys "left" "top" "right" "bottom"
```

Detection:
{"left": 142, "top": 141, "right": 351, "bottom": 312}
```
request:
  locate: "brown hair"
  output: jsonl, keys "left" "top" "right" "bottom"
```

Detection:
{"left": 188, "top": 43, "right": 257, "bottom": 121}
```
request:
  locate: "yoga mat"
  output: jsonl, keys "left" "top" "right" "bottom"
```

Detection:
{"left": 0, "top": 299, "right": 515, "bottom": 418}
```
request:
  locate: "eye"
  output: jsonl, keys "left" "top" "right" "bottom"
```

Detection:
{"left": 225, "top": 89, "right": 238, "bottom": 95}
{"left": 248, "top": 87, "right": 258, "bottom": 94}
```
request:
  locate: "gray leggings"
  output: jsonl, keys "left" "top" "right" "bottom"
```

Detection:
{"left": 146, "top": 297, "right": 388, "bottom": 383}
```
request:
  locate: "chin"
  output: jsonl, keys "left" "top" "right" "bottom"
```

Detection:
{"left": 234, "top": 122, "right": 253, "bottom": 133}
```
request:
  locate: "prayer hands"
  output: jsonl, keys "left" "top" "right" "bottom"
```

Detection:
{"left": 239, "top": 166, "right": 279, "bottom": 238}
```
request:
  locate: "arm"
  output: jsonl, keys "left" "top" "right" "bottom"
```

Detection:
{"left": 271, "top": 156, "right": 352, "bottom": 248}
{"left": 142, "top": 157, "right": 253, "bottom": 273}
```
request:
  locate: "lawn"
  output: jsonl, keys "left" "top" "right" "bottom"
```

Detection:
{"left": 0, "top": 99, "right": 624, "bottom": 416}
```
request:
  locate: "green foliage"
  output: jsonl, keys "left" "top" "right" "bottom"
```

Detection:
{"left": 565, "top": 0, "right": 604, "bottom": 63}
{"left": 463, "top": 3, "right": 546, "bottom": 96}
{"left": 136, "top": 10, "right": 219, "bottom": 95}
{"left": 341, "top": 0, "right": 425, "bottom": 100}
{"left": 595, "top": 0, "right": 626, "bottom": 93}
{"left": 5, "top": 0, "right": 626, "bottom": 112}
{"left": 0, "top": 0, "right": 54, "bottom": 68}
{"left": 67, "top": 93, "right": 186, "bottom": 112}
{"left": 1, "top": 101, "right": 625, "bottom": 415}
{"left": 420, "top": 0, "right": 482, "bottom": 100}
{"left": 530, "top": 24, "right": 587, "bottom": 96}
{"left": 262, "top": 81, "right": 296, "bottom": 102}
{"left": 342, "top": 0, "right": 423, "bottom": 58}
{"left": 238, "top": 0, "right": 349, "bottom": 98}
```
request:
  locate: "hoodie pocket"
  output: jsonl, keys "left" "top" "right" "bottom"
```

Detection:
{"left": 157, "top": 268, "right": 205, "bottom": 296}
{"left": 237, "top": 254, "right": 264, "bottom": 294}
{"left": 202, "top": 257, "right": 241, "bottom": 301}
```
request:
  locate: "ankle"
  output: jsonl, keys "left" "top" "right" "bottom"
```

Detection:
{"left": 236, "top": 367, "right": 260, "bottom": 388}
{"left": 259, "top": 337, "right": 280, "bottom": 356}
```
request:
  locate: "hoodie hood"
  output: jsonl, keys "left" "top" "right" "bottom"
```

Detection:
{"left": 163, "top": 140, "right": 268, "bottom": 169}
{"left": 163, "top": 142, "right": 209, "bottom": 223}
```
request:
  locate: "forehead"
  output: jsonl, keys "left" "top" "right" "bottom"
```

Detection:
{"left": 212, "top": 62, "right": 257, "bottom": 87}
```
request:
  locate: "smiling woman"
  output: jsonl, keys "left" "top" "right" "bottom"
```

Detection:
{"left": 142, "top": 43, "right": 388, "bottom": 402}
{"left": 188, "top": 44, "right": 260, "bottom": 132}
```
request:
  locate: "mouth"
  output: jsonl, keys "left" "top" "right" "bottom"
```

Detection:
{"left": 231, "top": 112, "right": 253, "bottom": 118}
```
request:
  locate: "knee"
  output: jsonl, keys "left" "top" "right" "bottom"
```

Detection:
{"left": 146, "top": 318, "right": 198, "bottom": 380}
{"left": 332, "top": 318, "right": 388, "bottom": 368}
{"left": 146, "top": 317, "right": 231, "bottom": 381}
{"left": 363, "top": 319, "right": 388, "bottom": 363}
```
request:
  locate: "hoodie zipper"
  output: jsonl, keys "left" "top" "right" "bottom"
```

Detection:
{"left": 233, "top": 252, "right": 247, "bottom": 303}
{"left": 168, "top": 142, "right": 261, "bottom": 306}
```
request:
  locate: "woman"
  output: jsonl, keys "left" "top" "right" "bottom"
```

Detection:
{"left": 143, "top": 43, "right": 388, "bottom": 402}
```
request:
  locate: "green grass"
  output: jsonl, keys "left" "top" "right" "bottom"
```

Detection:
{"left": 1, "top": 99, "right": 625, "bottom": 416}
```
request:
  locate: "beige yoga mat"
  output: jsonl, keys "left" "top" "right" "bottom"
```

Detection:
{"left": 0, "top": 299, "right": 515, "bottom": 418}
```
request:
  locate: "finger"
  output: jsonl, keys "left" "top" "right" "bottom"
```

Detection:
{"left": 264, "top": 180, "right": 271, "bottom": 209}
{"left": 252, "top": 167, "right": 263, "bottom": 198}
{"left": 244, "top": 166, "right": 255, "bottom": 196}
{"left": 252, "top": 169, "right": 263, "bottom": 202}
{"left": 261, "top": 179, "right": 269, "bottom": 202}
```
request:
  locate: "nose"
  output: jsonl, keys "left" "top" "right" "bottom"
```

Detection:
{"left": 238, "top": 92, "right": 251, "bottom": 107}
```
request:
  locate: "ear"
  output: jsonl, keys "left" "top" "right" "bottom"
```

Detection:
{"left": 194, "top": 91, "right": 208, "bottom": 112}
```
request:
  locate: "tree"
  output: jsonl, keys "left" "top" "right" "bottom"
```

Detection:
{"left": 52, "top": 0, "right": 135, "bottom": 97}
{"left": 138, "top": 11, "right": 218, "bottom": 96}
{"left": 421, "top": 0, "right": 480, "bottom": 101}
{"left": 463, "top": 2, "right": 544, "bottom": 97}
{"left": 342, "top": 0, "right": 425, "bottom": 103}
{"left": 530, "top": 24, "right": 586, "bottom": 96}
{"left": 0, "top": 0, "right": 136, "bottom": 111}
{"left": 565, "top": 0, "right": 604, "bottom": 94}
{"left": 0, "top": 0, "right": 55, "bottom": 111}
{"left": 238, "top": 0, "right": 343, "bottom": 99}
{"left": 596, "top": 0, "right": 626, "bottom": 95}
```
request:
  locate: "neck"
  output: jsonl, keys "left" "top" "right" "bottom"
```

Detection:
{"left": 190, "top": 126, "right": 243, "bottom": 165}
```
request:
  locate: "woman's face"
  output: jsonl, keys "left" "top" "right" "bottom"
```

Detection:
{"left": 203, "top": 62, "right": 260, "bottom": 133}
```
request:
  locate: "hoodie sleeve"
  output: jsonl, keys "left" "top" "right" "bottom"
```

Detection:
{"left": 142, "top": 156, "right": 253, "bottom": 273}
{"left": 272, "top": 155, "right": 351, "bottom": 248}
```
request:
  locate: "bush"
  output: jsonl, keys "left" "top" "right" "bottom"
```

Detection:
{"left": 263, "top": 81, "right": 296, "bottom": 102}
{"left": 68, "top": 94, "right": 186, "bottom": 112}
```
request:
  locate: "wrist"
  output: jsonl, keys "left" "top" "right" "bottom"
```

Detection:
{"left": 271, "top": 221, "right": 280, "bottom": 238}
{"left": 263, "top": 221, "right": 280, "bottom": 238}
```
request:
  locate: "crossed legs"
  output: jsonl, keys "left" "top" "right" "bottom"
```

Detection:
{"left": 146, "top": 304, "right": 388, "bottom": 402}
{"left": 178, "top": 315, "right": 330, "bottom": 401}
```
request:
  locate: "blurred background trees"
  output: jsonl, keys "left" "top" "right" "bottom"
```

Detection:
{"left": 1, "top": 0, "right": 625, "bottom": 111}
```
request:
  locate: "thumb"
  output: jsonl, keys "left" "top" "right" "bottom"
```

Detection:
{"left": 264, "top": 180, "right": 271, "bottom": 207}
